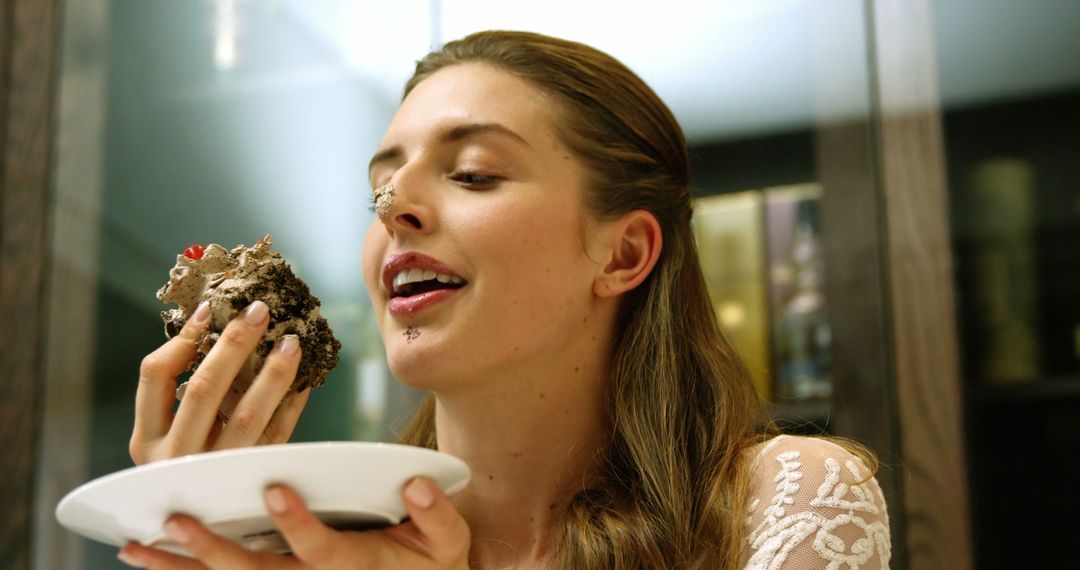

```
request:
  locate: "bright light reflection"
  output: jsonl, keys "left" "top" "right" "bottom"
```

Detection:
{"left": 214, "top": 34, "right": 237, "bottom": 70}
{"left": 213, "top": 0, "right": 239, "bottom": 70}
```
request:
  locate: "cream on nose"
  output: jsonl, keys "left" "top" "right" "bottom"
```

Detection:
{"left": 372, "top": 181, "right": 395, "bottom": 221}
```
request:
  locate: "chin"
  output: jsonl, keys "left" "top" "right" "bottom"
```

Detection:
{"left": 384, "top": 338, "right": 458, "bottom": 392}
{"left": 380, "top": 318, "right": 504, "bottom": 393}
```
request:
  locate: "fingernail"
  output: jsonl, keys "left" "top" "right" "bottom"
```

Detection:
{"left": 405, "top": 478, "right": 434, "bottom": 509}
{"left": 117, "top": 549, "right": 145, "bottom": 568}
{"left": 163, "top": 519, "right": 190, "bottom": 544}
{"left": 190, "top": 301, "right": 210, "bottom": 325}
{"left": 265, "top": 486, "right": 288, "bottom": 514}
{"left": 278, "top": 334, "right": 300, "bottom": 356}
{"left": 243, "top": 301, "right": 269, "bottom": 325}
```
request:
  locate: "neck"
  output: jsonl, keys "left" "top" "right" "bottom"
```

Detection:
{"left": 434, "top": 329, "right": 612, "bottom": 568}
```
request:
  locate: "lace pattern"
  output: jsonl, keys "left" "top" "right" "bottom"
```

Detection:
{"left": 743, "top": 435, "right": 891, "bottom": 570}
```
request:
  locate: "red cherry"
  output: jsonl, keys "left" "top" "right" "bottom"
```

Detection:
{"left": 183, "top": 244, "right": 205, "bottom": 260}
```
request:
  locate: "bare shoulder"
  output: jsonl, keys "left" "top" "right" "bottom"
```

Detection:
{"left": 741, "top": 435, "right": 892, "bottom": 570}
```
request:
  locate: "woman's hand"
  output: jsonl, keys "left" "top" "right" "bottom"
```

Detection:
{"left": 116, "top": 477, "right": 471, "bottom": 570}
{"left": 131, "top": 300, "right": 309, "bottom": 464}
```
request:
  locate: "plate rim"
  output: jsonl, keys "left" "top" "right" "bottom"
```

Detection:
{"left": 55, "top": 441, "right": 471, "bottom": 548}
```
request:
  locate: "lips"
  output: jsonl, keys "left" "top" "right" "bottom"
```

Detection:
{"left": 382, "top": 252, "right": 467, "bottom": 316}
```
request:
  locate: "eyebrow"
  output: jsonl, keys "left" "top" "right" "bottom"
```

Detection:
{"left": 367, "top": 122, "right": 532, "bottom": 176}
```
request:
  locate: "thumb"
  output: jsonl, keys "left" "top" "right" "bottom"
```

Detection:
{"left": 401, "top": 477, "right": 470, "bottom": 565}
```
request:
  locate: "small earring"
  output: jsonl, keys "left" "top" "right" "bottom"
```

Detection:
{"left": 372, "top": 182, "right": 395, "bottom": 221}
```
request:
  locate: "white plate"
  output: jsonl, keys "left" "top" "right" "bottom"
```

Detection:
{"left": 56, "top": 442, "right": 470, "bottom": 556}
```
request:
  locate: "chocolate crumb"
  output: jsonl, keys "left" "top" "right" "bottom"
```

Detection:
{"left": 164, "top": 315, "right": 185, "bottom": 338}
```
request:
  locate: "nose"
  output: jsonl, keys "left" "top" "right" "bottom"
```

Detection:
{"left": 380, "top": 171, "right": 434, "bottom": 238}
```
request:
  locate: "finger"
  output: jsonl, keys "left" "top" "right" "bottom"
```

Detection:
{"left": 118, "top": 541, "right": 207, "bottom": 569}
{"left": 258, "top": 387, "right": 311, "bottom": 446}
{"left": 204, "top": 418, "right": 224, "bottom": 449}
{"left": 161, "top": 515, "right": 295, "bottom": 570}
{"left": 168, "top": 301, "right": 270, "bottom": 453}
{"left": 214, "top": 335, "right": 302, "bottom": 450}
{"left": 264, "top": 485, "right": 370, "bottom": 569}
{"left": 133, "top": 301, "right": 211, "bottom": 461}
{"left": 399, "top": 477, "right": 470, "bottom": 564}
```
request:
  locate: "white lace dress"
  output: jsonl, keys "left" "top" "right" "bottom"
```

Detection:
{"left": 741, "top": 435, "right": 892, "bottom": 570}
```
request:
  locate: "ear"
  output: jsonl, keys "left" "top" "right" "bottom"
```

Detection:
{"left": 593, "top": 210, "right": 663, "bottom": 298}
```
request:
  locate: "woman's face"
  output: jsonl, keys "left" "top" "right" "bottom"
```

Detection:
{"left": 362, "top": 63, "right": 605, "bottom": 390}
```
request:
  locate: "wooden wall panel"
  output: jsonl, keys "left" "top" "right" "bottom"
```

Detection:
{"left": 872, "top": 1, "right": 973, "bottom": 568}
{"left": 811, "top": 4, "right": 907, "bottom": 566}
{"left": 31, "top": 0, "right": 109, "bottom": 567}
{"left": 0, "top": 0, "right": 60, "bottom": 567}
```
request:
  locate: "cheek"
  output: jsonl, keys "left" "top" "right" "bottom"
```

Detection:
{"left": 478, "top": 206, "right": 588, "bottom": 299}
{"left": 474, "top": 206, "right": 558, "bottom": 263}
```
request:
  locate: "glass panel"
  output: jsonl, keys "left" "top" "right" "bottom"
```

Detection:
{"left": 38, "top": 1, "right": 434, "bottom": 567}
{"left": 936, "top": 1, "right": 1080, "bottom": 567}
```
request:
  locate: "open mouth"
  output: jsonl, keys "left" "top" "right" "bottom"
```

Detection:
{"left": 391, "top": 268, "right": 467, "bottom": 298}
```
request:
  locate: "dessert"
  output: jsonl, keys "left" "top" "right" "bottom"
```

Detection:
{"left": 157, "top": 235, "right": 341, "bottom": 420}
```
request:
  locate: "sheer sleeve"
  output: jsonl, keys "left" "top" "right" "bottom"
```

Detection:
{"left": 741, "top": 435, "right": 892, "bottom": 570}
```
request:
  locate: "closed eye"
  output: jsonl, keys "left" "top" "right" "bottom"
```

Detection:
{"left": 451, "top": 171, "right": 502, "bottom": 190}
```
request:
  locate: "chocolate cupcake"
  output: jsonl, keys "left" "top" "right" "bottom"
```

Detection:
{"left": 157, "top": 235, "right": 341, "bottom": 420}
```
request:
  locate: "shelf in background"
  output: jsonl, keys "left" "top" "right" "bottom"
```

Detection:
{"left": 970, "top": 375, "right": 1080, "bottom": 402}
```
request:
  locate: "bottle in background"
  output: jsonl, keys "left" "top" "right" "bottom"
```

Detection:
{"left": 967, "top": 158, "right": 1040, "bottom": 383}
{"left": 772, "top": 194, "right": 833, "bottom": 400}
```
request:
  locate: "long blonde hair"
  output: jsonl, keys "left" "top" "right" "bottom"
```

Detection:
{"left": 398, "top": 31, "right": 768, "bottom": 569}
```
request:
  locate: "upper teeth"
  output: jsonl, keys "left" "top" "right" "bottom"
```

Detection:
{"left": 392, "top": 267, "right": 464, "bottom": 292}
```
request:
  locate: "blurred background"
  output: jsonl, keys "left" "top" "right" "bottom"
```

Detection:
{"left": 2, "top": 0, "right": 1078, "bottom": 568}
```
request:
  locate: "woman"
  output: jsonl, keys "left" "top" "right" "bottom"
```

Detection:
{"left": 122, "top": 31, "right": 891, "bottom": 569}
